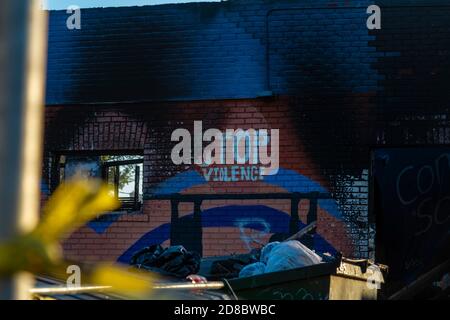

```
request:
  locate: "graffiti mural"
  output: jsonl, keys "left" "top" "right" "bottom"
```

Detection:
{"left": 42, "top": 0, "right": 392, "bottom": 264}
{"left": 110, "top": 167, "right": 346, "bottom": 262}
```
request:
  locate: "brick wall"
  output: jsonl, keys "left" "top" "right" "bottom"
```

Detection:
{"left": 42, "top": 0, "right": 450, "bottom": 264}
{"left": 44, "top": 98, "right": 357, "bottom": 262}
{"left": 46, "top": 0, "right": 377, "bottom": 104}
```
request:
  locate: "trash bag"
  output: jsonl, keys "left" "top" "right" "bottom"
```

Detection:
{"left": 211, "top": 255, "right": 258, "bottom": 278}
{"left": 130, "top": 244, "right": 201, "bottom": 278}
{"left": 238, "top": 262, "right": 266, "bottom": 278}
{"left": 130, "top": 244, "right": 165, "bottom": 266}
{"left": 265, "top": 240, "right": 322, "bottom": 273}
{"left": 260, "top": 241, "right": 280, "bottom": 264}
{"left": 238, "top": 240, "right": 322, "bottom": 278}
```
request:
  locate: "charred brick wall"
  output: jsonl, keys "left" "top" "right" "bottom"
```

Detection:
{"left": 42, "top": 0, "right": 450, "bottom": 265}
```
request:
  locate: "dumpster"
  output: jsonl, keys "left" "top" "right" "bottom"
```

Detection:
{"left": 220, "top": 257, "right": 385, "bottom": 300}
{"left": 32, "top": 257, "right": 385, "bottom": 300}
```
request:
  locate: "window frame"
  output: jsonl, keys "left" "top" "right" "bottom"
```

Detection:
{"left": 51, "top": 150, "right": 144, "bottom": 212}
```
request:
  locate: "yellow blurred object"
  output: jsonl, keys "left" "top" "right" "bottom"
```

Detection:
{"left": 35, "top": 179, "right": 120, "bottom": 243}
{"left": 0, "top": 178, "right": 156, "bottom": 299}
{"left": 0, "top": 179, "right": 118, "bottom": 276}
{"left": 90, "top": 264, "right": 154, "bottom": 297}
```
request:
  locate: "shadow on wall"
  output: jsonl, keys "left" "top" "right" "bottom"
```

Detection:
{"left": 372, "top": 5, "right": 450, "bottom": 141}
{"left": 46, "top": 4, "right": 266, "bottom": 103}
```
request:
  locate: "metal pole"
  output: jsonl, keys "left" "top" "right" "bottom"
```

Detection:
{"left": 134, "top": 165, "right": 140, "bottom": 210}
{"left": 0, "top": 0, "right": 48, "bottom": 299}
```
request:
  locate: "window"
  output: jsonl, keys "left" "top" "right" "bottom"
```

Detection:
{"left": 56, "top": 153, "right": 143, "bottom": 212}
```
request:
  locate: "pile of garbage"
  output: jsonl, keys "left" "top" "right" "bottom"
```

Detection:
{"left": 129, "top": 239, "right": 327, "bottom": 280}
{"left": 130, "top": 244, "right": 201, "bottom": 278}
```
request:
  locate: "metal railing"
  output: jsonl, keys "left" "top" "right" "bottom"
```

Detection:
{"left": 146, "top": 192, "right": 332, "bottom": 255}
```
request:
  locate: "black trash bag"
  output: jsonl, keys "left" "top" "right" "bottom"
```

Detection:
{"left": 210, "top": 253, "right": 259, "bottom": 279}
{"left": 130, "top": 244, "right": 201, "bottom": 278}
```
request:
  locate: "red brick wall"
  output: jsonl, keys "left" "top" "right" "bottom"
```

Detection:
{"left": 43, "top": 97, "right": 368, "bottom": 263}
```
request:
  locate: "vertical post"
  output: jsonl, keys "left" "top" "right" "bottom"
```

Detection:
{"left": 0, "top": 0, "right": 48, "bottom": 299}
{"left": 113, "top": 166, "right": 120, "bottom": 198}
{"left": 193, "top": 200, "right": 203, "bottom": 257}
{"left": 170, "top": 199, "right": 179, "bottom": 246}
{"left": 134, "top": 165, "right": 140, "bottom": 210}
{"left": 304, "top": 193, "right": 319, "bottom": 249}
{"left": 289, "top": 195, "right": 300, "bottom": 235}
{"left": 307, "top": 196, "right": 318, "bottom": 225}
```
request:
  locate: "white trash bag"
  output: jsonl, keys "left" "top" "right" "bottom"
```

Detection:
{"left": 264, "top": 240, "right": 322, "bottom": 273}
{"left": 238, "top": 240, "right": 323, "bottom": 278}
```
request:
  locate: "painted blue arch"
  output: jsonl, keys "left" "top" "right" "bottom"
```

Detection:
{"left": 153, "top": 170, "right": 206, "bottom": 195}
{"left": 117, "top": 204, "right": 337, "bottom": 263}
